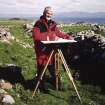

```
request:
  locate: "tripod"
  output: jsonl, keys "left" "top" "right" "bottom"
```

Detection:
{"left": 32, "top": 45, "right": 82, "bottom": 103}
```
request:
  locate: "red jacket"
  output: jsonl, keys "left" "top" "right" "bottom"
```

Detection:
{"left": 32, "top": 16, "right": 72, "bottom": 65}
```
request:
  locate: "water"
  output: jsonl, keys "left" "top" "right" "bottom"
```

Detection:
{"left": 4, "top": 16, "right": 104, "bottom": 24}
{"left": 54, "top": 17, "right": 105, "bottom": 24}
{"left": 31, "top": 17, "right": 105, "bottom": 24}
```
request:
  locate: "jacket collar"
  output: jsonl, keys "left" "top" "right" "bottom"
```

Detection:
{"left": 40, "top": 15, "right": 56, "bottom": 30}
{"left": 40, "top": 15, "right": 51, "bottom": 22}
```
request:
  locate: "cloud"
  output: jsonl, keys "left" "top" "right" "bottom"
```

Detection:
{"left": 0, "top": 0, "right": 105, "bottom": 17}
{"left": 0, "top": 0, "right": 16, "bottom": 6}
{"left": 74, "top": 0, "right": 105, "bottom": 12}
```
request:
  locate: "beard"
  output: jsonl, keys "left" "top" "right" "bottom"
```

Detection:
{"left": 46, "top": 17, "right": 51, "bottom": 20}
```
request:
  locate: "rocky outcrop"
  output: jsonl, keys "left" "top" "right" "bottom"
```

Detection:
{"left": 23, "top": 22, "right": 35, "bottom": 36}
{"left": 0, "top": 26, "right": 14, "bottom": 43}
{"left": 92, "top": 25, "right": 105, "bottom": 33}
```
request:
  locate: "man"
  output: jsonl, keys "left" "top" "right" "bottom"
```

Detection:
{"left": 32, "top": 6, "right": 73, "bottom": 91}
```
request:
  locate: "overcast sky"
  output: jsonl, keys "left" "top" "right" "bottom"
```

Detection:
{"left": 0, "top": 0, "right": 105, "bottom": 17}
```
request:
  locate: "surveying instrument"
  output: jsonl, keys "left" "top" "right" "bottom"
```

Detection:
{"left": 32, "top": 40, "right": 82, "bottom": 103}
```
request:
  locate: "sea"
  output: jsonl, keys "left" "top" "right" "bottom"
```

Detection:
{"left": 29, "top": 17, "right": 105, "bottom": 24}
{"left": 1, "top": 16, "right": 105, "bottom": 24}
{"left": 53, "top": 17, "right": 105, "bottom": 24}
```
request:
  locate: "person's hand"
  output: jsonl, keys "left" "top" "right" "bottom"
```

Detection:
{"left": 69, "top": 36, "right": 74, "bottom": 40}
{"left": 48, "top": 33, "right": 57, "bottom": 41}
{"left": 54, "top": 36, "right": 60, "bottom": 41}
{"left": 47, "top": 35, "right": 49, "bottom": 41}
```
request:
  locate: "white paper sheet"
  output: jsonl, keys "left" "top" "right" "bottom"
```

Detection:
{"left": 41, "top": 38, "right": 77, "bottom": 44}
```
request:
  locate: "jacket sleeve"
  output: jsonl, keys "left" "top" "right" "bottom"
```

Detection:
{"left": 32, "top": 27, "right": 47, "bottom": 41}
{"left": 55, "top": 27, "right": 74, "bottom": 40}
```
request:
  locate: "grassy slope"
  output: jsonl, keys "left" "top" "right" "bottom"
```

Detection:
{"left": 60, "top": 25, "right": 91, "bottom": 33}
{"left": 0, "top": 20, "right": 105, "bottom": 105}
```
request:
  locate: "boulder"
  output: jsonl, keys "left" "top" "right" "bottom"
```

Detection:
{"left": 2, "top": 95, "right": 15, "bottom": 104}
{"left": 0, "top": 82, "right": 12, "bottom": 90}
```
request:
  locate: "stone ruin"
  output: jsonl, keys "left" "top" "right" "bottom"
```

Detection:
{"left": 72, "top": 30, "right": 105, "bottom": 53}
{"left": 63, "top": 30, "right": 105, "bottom": 91}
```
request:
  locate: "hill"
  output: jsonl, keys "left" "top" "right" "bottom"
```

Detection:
{"left": 0, "top": 20, "right": 105, "bottom": 105}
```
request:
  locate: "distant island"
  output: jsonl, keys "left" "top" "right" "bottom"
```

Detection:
{"left": 0, "top": 11, "right": 105, "bottom": 24}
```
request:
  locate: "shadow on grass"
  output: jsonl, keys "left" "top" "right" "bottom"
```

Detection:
{"left": 0, "top": 65, "right": 25, "bottom": 85}
{"left": 0, "top": 65, "right": 40, "bottom": 91}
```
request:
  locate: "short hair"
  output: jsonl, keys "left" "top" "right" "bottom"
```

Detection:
{"left": 43, "top": 6, "right": 52, "bottom": 15}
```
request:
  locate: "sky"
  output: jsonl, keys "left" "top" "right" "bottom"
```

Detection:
{"left": 0, "top": 0, "right": 105, "bottom": 17}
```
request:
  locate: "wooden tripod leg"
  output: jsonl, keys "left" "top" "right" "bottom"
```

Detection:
{"left": 55, "top": 52, "right": 60, "bottom": 90}
{"left": 58, "top": 49, "right": 82, "bottom": 103}
{"left": 32, "top": 50, "right": 54, "bottom": 97}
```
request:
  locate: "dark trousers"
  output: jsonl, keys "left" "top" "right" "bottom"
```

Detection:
{"left": 36, "top": 64, "right": 56, "bottom": 89}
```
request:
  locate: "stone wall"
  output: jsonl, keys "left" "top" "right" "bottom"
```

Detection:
{"left": 64, "top": 30, "right": 105, "bottom": 90}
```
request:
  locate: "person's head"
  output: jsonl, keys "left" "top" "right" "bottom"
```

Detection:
{"left": 43, "top": 6, "right": 53, "bottom": 20}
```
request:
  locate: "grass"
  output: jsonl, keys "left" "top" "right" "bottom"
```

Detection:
{"left": 0, "top": 20, "right": 105, "bottom": 105}
{"left": 0, "top": 19, "right": 31, "bottom": 26}
{"left": 95, "top": 31, "right": 105, "bottom": 36}
{"left": 60, "top": 25, "right": 91, "bottom": 33}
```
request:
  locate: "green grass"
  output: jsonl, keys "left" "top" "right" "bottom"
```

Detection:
{"left": 0, "top": 20, "right": 105, "bottom": 105}
{"left": 95, "top": 31, "right": 105, "bottom": 36}
{"left": 0, "top": 19, "right": 31, "bottom": 26}
{"left": 60, "top": 25, "right": 91, "bottom": 33}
